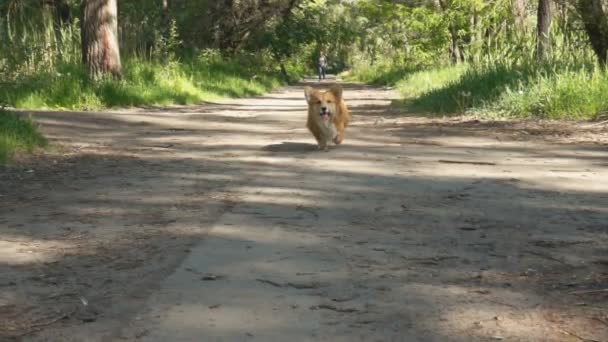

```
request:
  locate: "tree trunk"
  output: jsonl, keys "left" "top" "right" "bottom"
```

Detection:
{"left": 280, "top": 0, "right": 299, "bottom": 22}
{"left": 512, "top": 0, "right": 527, "bottom": 33}
{"left": 279, "top": 62, "right": 288, "bottom": 79}
{"left": 215, "top": 0, "right": 235, "bottom": 50}
{"left": 46, "top": 0, "right": 71, "bottom": 26}
{"left": 536, "top": 0, "right": 552, "bottom": 62}
{"left": 161, "top": 0, "right": 169, "bottom": 33}
{"left": 577, "top": 0, "right": 608, "bottom": 67}
{"left": 437, "top": 0, "right": 461, "bottom": 64}
{"left": 449, "top": 27, "right": 461, "bottom": 64}
{"left": 81, "top": 0, "right": 122, "bottom": 80}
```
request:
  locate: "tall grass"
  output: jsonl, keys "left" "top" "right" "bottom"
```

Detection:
{"left": 350, "top": 60, "right": 608, "bottom": 119}
{"left": 396, "top": 65, "right": 467, "bottom": 100}
{"left": 344, "top": 61, "right": 416, "bottom": 86}
{"left": 0, "top": 112, "right": 47, "bottom": 164}
{"left": 497, "top": 67, "right": 608, "bottom": 119}
{"left": 0, "top": 54, "right": 291, "bottom": 110}
{"left": 410, "top": 62, "right": 608, "bottom": 119}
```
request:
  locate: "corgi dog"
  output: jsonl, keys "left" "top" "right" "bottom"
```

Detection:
{"left": 304, "top": 85, "right": 350, "bottom": 151}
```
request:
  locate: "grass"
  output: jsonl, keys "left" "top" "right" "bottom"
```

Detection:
{"left": 350, "top": 61, "right": 608, "bottom": 119}
{"left": 0, "top": 111, "right": 47, "bottom": 164}
{"left": 344, "top": 62, "right": 416, "bottom": 86}
{"left": 0, "top": 55, "right": 294, "bottom": 110}
{"left": 396, "top": 65, "right": 467, "bottom": 101}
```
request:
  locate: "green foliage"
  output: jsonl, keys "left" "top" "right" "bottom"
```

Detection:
{"left": 153, "top": 19, "right": 182, "bottom": 61}
{"left": 0, "top": 111, "right": 47, "bottom": 164}
{"left": 355, "top": 2, "right": 449, "bottom": 66}
{"left": 0, "top": 53, "right": 293, "bottom": 110}
{"left": 411, "top": 63, "right": 532, "bottom": 114}
{"left": 396, "top": 65, "right": 468, "bottom": 100}
{"left": 408, "top": 60, "right": 608, "bottom": 119}
{"left": 497, "top": 67, "right": 608, "bottom": 119}
{"left": 346, "top": 0, "right": 607, "bottom": 120}
{"left": 353, "top": 60, "right": 608, "bottom": 119}
{"left": 345, "top": 61, "right": 416, "bottom": 86}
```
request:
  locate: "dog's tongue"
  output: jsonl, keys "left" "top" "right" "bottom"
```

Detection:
{"left": 321, "top": 113, "right": 330, "bottom": 121}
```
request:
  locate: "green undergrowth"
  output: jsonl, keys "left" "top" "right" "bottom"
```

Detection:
{"left": 0, "top": 55, "right": 297, "bottom": 110}
{"left": 0, "top": 111, "right": 47, "bottom": 164}
{"left": 349, "top": 61, "right": 608, "bottom": 119}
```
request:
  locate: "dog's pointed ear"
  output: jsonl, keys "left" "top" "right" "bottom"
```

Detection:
{"left": 304, "top": 86, "right": 314, "bottom": 102}
{"left": 329, "top": 84, "right": 343, "bottom": 101}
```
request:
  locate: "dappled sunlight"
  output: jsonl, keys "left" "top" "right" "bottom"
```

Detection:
{"left": 522, "top": 175, "right": 608, "bottom": 194}
{"left": 441, "top": 304, "right": 557, "bottom": 341}
{"left": 440, "top": 299, "right": 603, "bottom": 341}
{"left": 236, "top": 186, "right": 325, "bottom": 199}
{"left": 145, "top": 301, "right": 321, "bottom": 340}
{"left": 395, "top": 283, "right": 606, "bottom": 341}
{"left": 167, "top": 172, "right": 237, "bottom": 183}
{"left": 152, "top": 303, "right": 286, "bottom": 332}
{"left": 0, "top": 238, "right": 72, "bottom": 265}
{"left": 210, "top": 223, "right": 326, "bottom": 247}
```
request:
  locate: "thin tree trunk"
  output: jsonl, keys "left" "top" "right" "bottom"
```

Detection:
{"left": 577, "top": 0, "right": 608, "bottom": 67}
{"left": 161, "top": 0, "right": 169, "bottom": 32}
{"left": 536, "top": 0, "right": 552, "bottom": 62}
{"left": 559, "top": 0, "right": 569, "bottom": 56}
{"left": 42, "top": 0, "right": 70, "bottom": 57}
{"left": 512, "top": 0, "right": 527, "bottom": 33}
{"left": 216, "top": 0, "right": 234, "bottom": 51}
{"left": 81, "top": 0, "right": 122, "bottom": 79}
{"left": 437, "top": 0, "right": 461, "bottom": 64}
{"left": 48, "top": 0, "right": 70, "bottom": 26}
{"left": 448, "top": 29, "right": 460, "bottom": 64}
{"left": 280, "top": 0, "right": 299, "bottom": 22}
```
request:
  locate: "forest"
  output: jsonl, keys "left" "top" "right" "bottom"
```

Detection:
{"left": 1, "top": 0, "right": 608, "bottom": 161}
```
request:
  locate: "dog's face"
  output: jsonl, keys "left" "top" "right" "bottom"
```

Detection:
{"left": 304, "top": 85, "right": 343, "bottom": 122}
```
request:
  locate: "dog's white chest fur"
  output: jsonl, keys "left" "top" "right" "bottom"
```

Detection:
{"left": 318, "top": 117, "right": 337, "bottom": 143}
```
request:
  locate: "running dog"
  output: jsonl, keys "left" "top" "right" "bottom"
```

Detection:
{"left": 304, "top": 85, "right": 350, "bottom": 151}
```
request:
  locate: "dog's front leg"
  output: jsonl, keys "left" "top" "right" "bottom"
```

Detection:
{"left": 333, "top": 121, "right": 345, "bottom": 145}
{"left": 319, "top": 138, "right": 329, "bottom": 151}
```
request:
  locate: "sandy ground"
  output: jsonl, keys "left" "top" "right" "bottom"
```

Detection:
{"left": 1, "top": 77, "right": 607, "bottom": 342}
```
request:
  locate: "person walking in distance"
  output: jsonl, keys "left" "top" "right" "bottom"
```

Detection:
{"left": 318, "top": 52, "right": 327, "bottom": 81}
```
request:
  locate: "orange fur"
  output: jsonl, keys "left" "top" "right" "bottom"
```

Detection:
{"left": 304, "top": 85, "right": 350, "bottom": 151}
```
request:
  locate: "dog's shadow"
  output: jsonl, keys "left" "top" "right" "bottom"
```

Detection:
{"left": 263, "top": 142, "right": 318, "bottom": 153}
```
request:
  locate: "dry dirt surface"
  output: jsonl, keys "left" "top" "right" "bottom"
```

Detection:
{"left": 1, "top": 77, "right": 607, "bottom": 342}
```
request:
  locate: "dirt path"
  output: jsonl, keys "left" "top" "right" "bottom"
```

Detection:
{"left": 1, "top": 77, "right": 608, "bottom": 341}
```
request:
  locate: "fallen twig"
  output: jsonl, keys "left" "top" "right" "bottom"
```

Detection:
{"left": 558, "top": 327, "right": 600, "bottom": 342}
{"left": 310, "top": 304, "right": 359, "bottom": 313}
{"left": 255, "top": 278, "right": 325, "bottom": 290}
{"left": 521, "top": 250, "right": 568, "bottom": 264}
{"left": 201, "top": 274, "right": 226, "bottom": 281}
{"left": 286, "top": 281, "right": 324, "bottom": 289}
{"left": 255, "top": 278, "right": 284, "bottom": 288}
{"left": 569, "top": 289, "right": 608, "bottom": 295}
{"left": 438, "top": 159, "right": 496, "bottom": 166}
{"left": 14, "top": 309, "right": 75, "bottom": 338}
